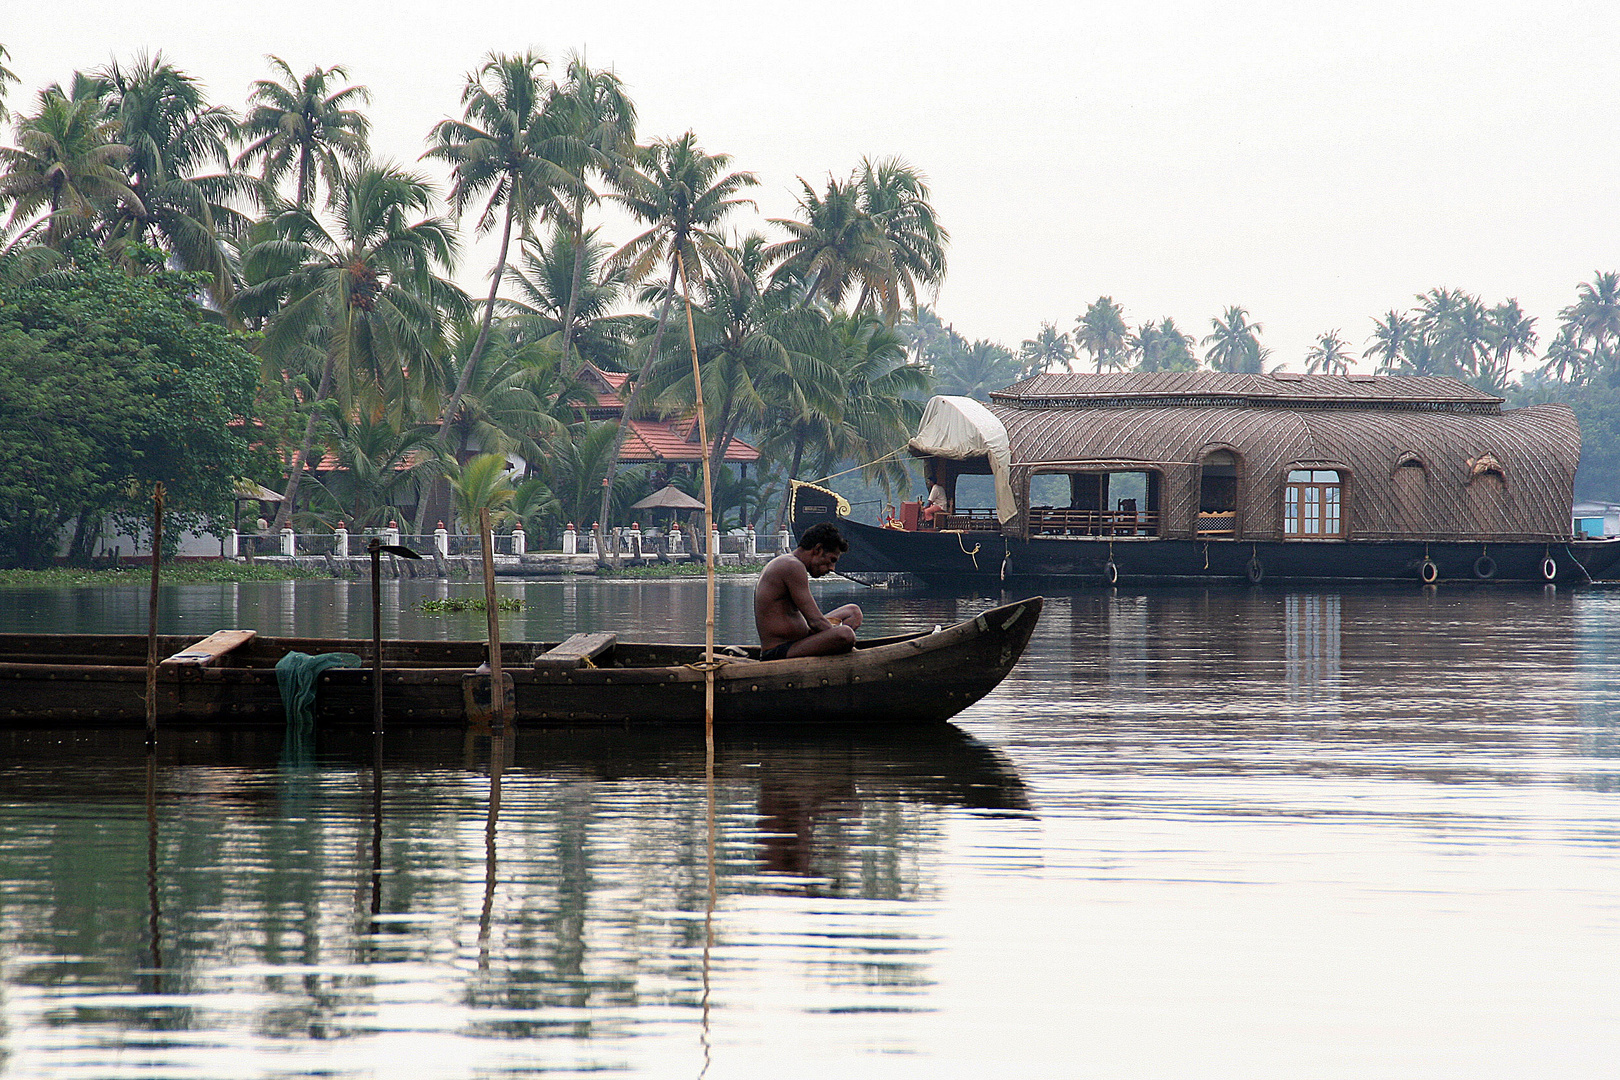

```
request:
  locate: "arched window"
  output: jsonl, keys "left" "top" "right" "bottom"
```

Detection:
{"left": 1284, "top": 469, "right": 1343, "bottom": 537}
{"left": 1197, "top": 449, "right": 1239, "bottom": 536}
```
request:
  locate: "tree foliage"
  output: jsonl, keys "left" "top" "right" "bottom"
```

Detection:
{"left": 0, "top": 247, "right": 257, "bottom": 566}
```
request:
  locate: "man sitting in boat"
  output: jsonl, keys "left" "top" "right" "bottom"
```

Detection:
{"left": 754, "top": 522, "right": 864, "bottom": 661}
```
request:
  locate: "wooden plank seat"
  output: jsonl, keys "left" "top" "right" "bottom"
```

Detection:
{"left": 161, "top": 629, "right": 257, "bottom": 667}
{"left": 533, "top": 632, "right": 618, "bottom": 672}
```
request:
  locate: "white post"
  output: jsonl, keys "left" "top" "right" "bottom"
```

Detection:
{"left": 629, "top": 521, "right": 642, "bottom": 558}
{"left": 279, "top": 527, "right": 295, "bottom": 556}
{"left": 385, "top": 520, "right": 401, "bottom": 548}
{"left": 434, "top": 522, "right": 449, "bottom": 558}
{"left": 745, "top": 525, "right": 756, "bottom": 557}
{"left": 512, "top": 523, "right": 526, "bottom": 556}
{"left": 669, "top": 523, "right": 682, "bottom": 554}
{"left": 333, "top": 523, "right": 348, "bottom": 558}
{"left": 778, "top": 528, "right": 792, "bottom": 554}
{"left": 563, "top": 522, "right": 577, "bottom": 555}
{"left": 710, "top": 526, "right": 721, "bottom": 559}
{"left": 226, "top": 528, "right": 239, "bottom": 559}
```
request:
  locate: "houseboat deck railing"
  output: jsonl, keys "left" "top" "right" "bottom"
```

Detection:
{"left": 1028, "top": 508, "right": 1160, "bottom": 537}
{"left": 940, "top": 509, "right": 1002, "bottom": 533}
{"left": 1195, "top": 511, "right": 1237, "bottom": 536}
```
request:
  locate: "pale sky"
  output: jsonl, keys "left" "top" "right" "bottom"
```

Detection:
{"left": 8, "top": 0, "right": 1620, "bottom": 376}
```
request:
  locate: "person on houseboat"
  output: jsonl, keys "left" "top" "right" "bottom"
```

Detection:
{"left": 922, "top": 469, "right": 951, "bottom": 528}
{"left": 754, "top": 523, "right": 863, "bottom": 661}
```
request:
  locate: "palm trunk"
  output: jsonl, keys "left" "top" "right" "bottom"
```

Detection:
{"left": 595, "top": 258, "right": 680, "bottom": 565}
{"left": 776, "top": 432, "right": 807, "bottom": 536}
{"left": 419, "top": 193, "right": 516, "bottom": 535}
{"left": 559, "top": 197, "right": 587, "bottom": 375}
{"left": 272, "top": 348, "right": 339, "bottom": 531}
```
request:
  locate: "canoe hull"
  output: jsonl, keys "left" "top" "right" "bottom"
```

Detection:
{"left": 0, "top": 597, "right": 1043, "bottom": 728}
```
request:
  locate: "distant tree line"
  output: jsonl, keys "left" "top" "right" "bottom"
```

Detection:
{"left": 0, "top": 45, "right": 949, "bottom": 565}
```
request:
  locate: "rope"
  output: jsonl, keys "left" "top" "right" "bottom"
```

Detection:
{"left": 808, "top": 446, "right": 908, "bottom": 486}
{"left": 684, "top": 657, "right": 734, "bottom": 673}
{"left": 950, "top": 531, "right": 981, "bottom": 570}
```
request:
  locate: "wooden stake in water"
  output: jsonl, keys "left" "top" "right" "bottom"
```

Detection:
{"left": 145, "top": 483, "right": 165, "bottom": 746}
{"left": 369, "top": 536, "right": 422, "bottom": 735}
{"left": 480, "top": 508, "right": 507, "bottom": 736}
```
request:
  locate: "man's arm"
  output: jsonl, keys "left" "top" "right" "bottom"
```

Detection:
{"left": 785, "top": 559, "right": 832, "bottom": 631}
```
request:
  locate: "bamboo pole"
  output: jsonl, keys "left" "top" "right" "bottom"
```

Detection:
{"left": 678, "top": 250, "right": 716, "bottom": 736}
{"left": 480, "top": 508, "right": 507, "bottom": 735}
{"left": 145, "top": 483, "right": 165, "bottom": 746}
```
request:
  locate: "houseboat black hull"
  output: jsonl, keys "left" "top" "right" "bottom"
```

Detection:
{"left": 797, "top": 497, "right": 1620, "bottom": 586}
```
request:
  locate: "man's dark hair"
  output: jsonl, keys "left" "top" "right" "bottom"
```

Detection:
{"left": 798, "top": 522, "right": 848, "bottom": 554}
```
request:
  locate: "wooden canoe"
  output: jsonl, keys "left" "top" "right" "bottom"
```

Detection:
{"left": 0, "top": 596, "right": 1043, "bottom": 727}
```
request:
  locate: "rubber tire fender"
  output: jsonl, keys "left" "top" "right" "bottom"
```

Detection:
{"left": 1541, "top": 556, "right": 1557, "bottom": 581}
{"left": 1420, "top": 559, "right": 1439, "bottom": 584}
{"left": 1103, "top": 560, "right": 1118, "bottom": 585}
{"left": 1246, "top": 557, "right": 1263, "bottom": 584}
{"left": 1473, "top": 555, "right": 1496, "bottom": 580}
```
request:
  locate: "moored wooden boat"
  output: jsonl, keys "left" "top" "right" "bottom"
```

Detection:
{"left": 0, "top": 597, "right": 1042, "bottom": 727}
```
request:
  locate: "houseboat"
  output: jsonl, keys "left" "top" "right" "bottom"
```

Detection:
{"left": 793, "top": 372, "right": 1620, "bottom": 585}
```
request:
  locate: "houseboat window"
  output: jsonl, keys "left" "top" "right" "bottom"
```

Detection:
{"left": 1284, "top": 469, "right": 1343, "bottom": 537}
{"left": 1027, "top": 470, "right": 1159, "bottom": 538}
{"left": 1198, "top": 450, "right": 1238, "bottom": 536}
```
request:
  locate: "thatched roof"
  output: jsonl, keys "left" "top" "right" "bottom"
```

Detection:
{"left": 631, "top": 484, "right": 706, "bottom": 511}
{"left": 993, "top": 371, "right": 1505, "bottom": 411}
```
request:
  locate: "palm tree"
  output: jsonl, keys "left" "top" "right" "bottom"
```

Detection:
{"left": 99, "top": 53, "right": 251, "bottom": 305}
{"left": 1304, "top": 330, "right": 1354, "bottom": 375}
{"left": 500, "top": 221, "right": 634, "bottom": 370}
{"left": 599, "top": 132, "right": 757, "bottom": 547}
{"left": 0, "top": 45, "right": 18, "bottom": 126}
{"left": 1131, "top": 318, "right": 1196, "bottom": 372}
{"left": 549, "top": 55, "right": 636, "bottom": 372}
{"left": 1540, "top": 322, "right": 1588, "bottom": 384}
{"left": 427, "top": 50, "right": 590, "bottom": 456}
{"left": 850, "top": 156, "right": 948, "bottom": 321}
{"left": 236, "top": 160, "right": 464, "bottom": 529}
{"left": 236, "top": 57, "right": 371, "bottom": 213}
{"left": 1020, "top": 322, "right": 1074, "bottom": 375}
{"left": 1364, "top": 310, "right": 1417, "bottom": 374}
{"left": 931, "top": 338, "right": 1021, "bottom": 398}
{"left": 765, "top": 158, "right": 947, "bottom": 325}
{"left": 1202, "top": 306, "right": 1265, "bottom": 373}
{"left": 1561, "top": 272, "right": 1620, "bottom": 381}
{"left": 0, "top": 82, "right": 140, "bottom": 248}
{"left": 447, "top": 452, "right": 517, "bottom": 533}
{"left": 1074, "top": 297, "right": 1129, "bottom": 373}
{"left": 302, "top": 399, "right": 442, "bottom": 531}
{"left": 1482, "top": 300, "right": 1537, "bottom": 392}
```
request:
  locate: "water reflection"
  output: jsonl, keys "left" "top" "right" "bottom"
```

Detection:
{"left": 8, "top": 581, "right": 1620, "bottom": 1075}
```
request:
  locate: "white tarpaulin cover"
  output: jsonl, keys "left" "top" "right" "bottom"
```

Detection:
{"left": 907, "top": 396, "right": 1016, "bottom": 523}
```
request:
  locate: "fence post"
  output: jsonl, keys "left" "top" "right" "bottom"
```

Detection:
{"left": 226, "top": 528, "right": 239, "bottom": 559}
{"left": 434, "top": 522, "right": 449, "bottom": 558}
{"left": 710, "top": 526, "right": 720, "bottom": 559}
{"left": 512, "top": 523, "right": 526, "bottom": 556}
{"left": 563, "top": 522, "right": 577, "bottom": 555}
{"left": 279, "top": 527, "right": 295, "bottom": 557}
{"left": 385, "top": 520, "right": 400, "bottom": 548}
{"left": 778, "top": 528, "right": 791, "bottom": 554}
{"left": 334, "top": 523, "right": 348, "bottom": 558}
{"left": 745, "top": 525, "right": 756, "bottom": 558}
{"left": 629, "top": 521, "right": 642, "bottom": 558}
{"left": 669, "top": 522, "right": 682, "bottom": 554}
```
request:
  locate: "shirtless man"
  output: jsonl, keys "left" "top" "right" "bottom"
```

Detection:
{"left": 754, "top": 522, "right": 864, "bottom": 661}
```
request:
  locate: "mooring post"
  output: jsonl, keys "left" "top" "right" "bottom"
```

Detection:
{"left": 480, "top": 508, "right": 508, "bottom": 737}
{"left": 145, "top": 483, "right": 165, "bottom": 748}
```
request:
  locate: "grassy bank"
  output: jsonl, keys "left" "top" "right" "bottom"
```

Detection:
{"left": 0, "top": 563, "right": 325, "bottom": 587}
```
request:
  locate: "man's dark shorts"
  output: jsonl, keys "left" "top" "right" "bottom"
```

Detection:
{"left": 760, "top": 641, "right": 794, "bottom": 662}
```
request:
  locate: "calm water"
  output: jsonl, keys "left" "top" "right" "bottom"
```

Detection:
{"left": 3, "top": 578, "right": 1620, "bottom": 1078}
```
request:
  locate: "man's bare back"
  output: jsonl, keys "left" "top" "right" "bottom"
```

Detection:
{"left": 754, "top": 525, "right": 862, "bottom": 660}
